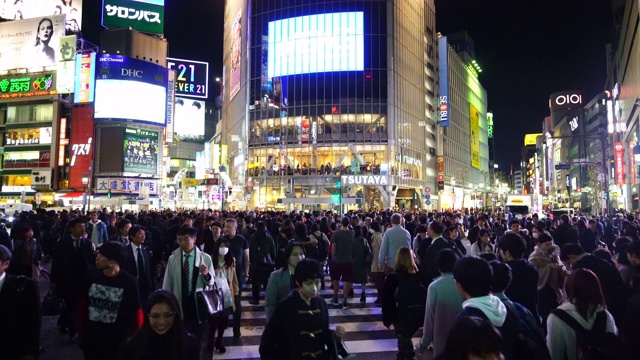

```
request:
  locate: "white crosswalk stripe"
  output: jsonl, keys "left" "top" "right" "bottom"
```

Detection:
{"left": 213, "top": 276, "right": 424, "bottom": 359}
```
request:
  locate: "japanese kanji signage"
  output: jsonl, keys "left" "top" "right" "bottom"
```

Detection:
{"left": 0, "top": 72, "right": 57, "bottom": 99}
{"left": 167, "top": 57, "right": 209, "bottom": 99}
{"left": 615, "top": 142, "right": 625, "bottom": 185}
{"left": 68, "top": 107, "right": 94, "bottom": 189}
{"left": 74, "top": 52, "right": 96, "bottom": 104}
{"left": 102, "top": 0, "right": 164, "bottom": 34}
{"left": 95, "top": 178, "right": 159, "bottom": 195}
{"left": 31, "top": 169, "right": 52, "bottom": 189}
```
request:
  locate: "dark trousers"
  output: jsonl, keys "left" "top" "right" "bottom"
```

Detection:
{"left": 372, "top": 272, "right": 385, "bottom": 301}
{"left": 182, "top": 293, "right": 204, "bottom": 346}
{"left": 58, "top": 292, "right": 78, "bottom": 335}
{"left": 251, "top": 268, "right": 271, "bottom": 302}
{"left": 207, "top": 313, "right": 230, "bottom": 348}
{"left": 232, "top": 281, "right": 243, "bottom": 335}
{"left": 395, "top": 330, "right": 415, "bottom": 360}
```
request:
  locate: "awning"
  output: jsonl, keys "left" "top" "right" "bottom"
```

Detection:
{"left": 59, "top": 192, "right": 85, "bottom": 198}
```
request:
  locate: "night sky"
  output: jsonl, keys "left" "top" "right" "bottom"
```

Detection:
{"left": 82, "top": 0, "right": 614, "bottom": 169}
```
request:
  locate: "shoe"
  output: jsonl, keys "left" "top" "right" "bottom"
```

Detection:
{"left": 248, "top": 300, "right": 259, "bottom": 305}
{"left": 330, "top": 298, "right": 339, "bottom": 306}
{"left": 360, "top": 294, "right": 366, "bottom": 303}
{"left": 348, "top": 288, "right": 354, "bottom": 298}
{"left": 216, "top": 345, "right": 227, "bottom": 354}
{"left": 341, "top": 301, "right": 348, "bottom": 310}
{"left": 233, "top": 331, "right": 241, "bottom": 338}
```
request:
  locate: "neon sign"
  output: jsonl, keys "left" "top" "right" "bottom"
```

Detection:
{"left": 0, "top": 73, "right": 56, "bottom": 99}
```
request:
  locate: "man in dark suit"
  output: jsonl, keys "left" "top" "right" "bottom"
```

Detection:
{"left": 0, "top": 245, "right": 41, "bottom": 360}
{"left": 110, "top": 219, "right": 132, "bottom": 245}
{"left": 50, "top": 217, "right": 96, "bottom": 338}
{"left": 420, "top": 221, "right": 463, "bottom": 285}
{"left": 121, "top": 225, "right": 154, "bottom": 309}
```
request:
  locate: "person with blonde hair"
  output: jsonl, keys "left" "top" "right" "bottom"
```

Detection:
{"left": 381, "top": 247, "right": 426, "bottom": 359}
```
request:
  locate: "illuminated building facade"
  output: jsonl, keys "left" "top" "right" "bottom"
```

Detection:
{"left": 221, "top": 0, "right": 438, "bottom": 210}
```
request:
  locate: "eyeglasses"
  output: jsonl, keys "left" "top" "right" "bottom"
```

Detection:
{"left": 148, "top": 311, "right": 177, "bottom": 321}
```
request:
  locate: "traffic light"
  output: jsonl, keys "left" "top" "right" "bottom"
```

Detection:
{"left": 336, "top": 181, "right": 342, "bottom": 189}
{"left": 604, "top": 193, "right": 608, "bottom": 200}
{"left": 333, "top": 194, "right": 340, "bottom": 203}
{"left": 107, "top": 190, "right": 112, "bottom": 198}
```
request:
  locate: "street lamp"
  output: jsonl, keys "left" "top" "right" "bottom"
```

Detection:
{"left": 82, "top": 172, "right": 89, "bottom": 214}
{"left": 451, "top": 177, "right": 456, "bottom": 210}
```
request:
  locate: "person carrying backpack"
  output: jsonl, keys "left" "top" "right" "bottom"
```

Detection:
{"left": 547, "top": 268, "right": 620, "bottom": 360}
{"left": 381, "top": 247, "right": 427, "bottom": 360}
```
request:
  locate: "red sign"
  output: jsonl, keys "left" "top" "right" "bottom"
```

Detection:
{"left": 615, "top": 142, "right": 625, "bottom": 185}
{"left": 68, "top": 106, "right": 95, "bottom": 189}
{"left": 437, "top": 174, "right": 445, "bottom": 182}
{"left": 301, "top": 117, "right": 310, "bottom": 142}
{"left": 631, "top": 146, "right": 637, "bottom": 185}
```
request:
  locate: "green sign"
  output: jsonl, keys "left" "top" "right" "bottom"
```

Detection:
{"left": 0, "top": 73, "right": 56, "bottom": 99}
{"left": 102, "top": 0, "right": 165, "bottom": 34}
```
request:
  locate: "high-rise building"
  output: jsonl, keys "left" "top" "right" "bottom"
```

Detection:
{"left": 438, "top": 32, "right": 489, "bottom": 210}
{"left": 219, "top": 0, "right": 438, "bottom": 211}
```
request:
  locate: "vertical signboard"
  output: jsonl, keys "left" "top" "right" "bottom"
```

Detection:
{"left": 74, "top": 52, "right": 96, "bottom": 103}
{"left": 438, "top": 36, "right": 449, "bottom": 127}
{"left": 68, "top": 107, "right": 94, "bottom": 189}
{"left": 57, "top": 35, "right": 76, "bottom": 94}
{"left": 631, "top": 145, "right": 637, "bottom": 185}
{"left": 165, "top": 69, "right": 175, "bottom": 143}
{"left": 615, "top": 142, "right": 625, "bottom": 185}
{"left": 229, "top": 11, "right": 242, "bottom": 100}
{"left": 102, "top": 0, "right": 164, "bottom": 34}
{"left": 487, "top": 112, "right": 493, "bottom": 138}
{"left": 470, "top": 103, "right": 481, "bottom": 169}
{"left": 0, "top": 15, "right": 66, "bottom": 71}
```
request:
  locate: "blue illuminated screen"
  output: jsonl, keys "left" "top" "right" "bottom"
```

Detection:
{"left": 268, "top": 12, "right": 364, "bottom": 78}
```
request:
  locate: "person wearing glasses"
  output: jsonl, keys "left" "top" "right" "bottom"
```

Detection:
{"left": 121, "top": 289, "right": 199, "bottom": 360}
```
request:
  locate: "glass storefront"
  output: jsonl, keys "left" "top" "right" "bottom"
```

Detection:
{"left": 5, "top": 103, "right": 55, "bottom": 124}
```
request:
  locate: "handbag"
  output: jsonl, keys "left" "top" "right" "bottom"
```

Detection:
{"left": 196, "top": 282, "right": 225, "bottom": 319}
{"left": 42, "top": 287, "right": 65, "bottom": 316}
{"left": 257, "top": 245, "right": 274, "bottom": 267}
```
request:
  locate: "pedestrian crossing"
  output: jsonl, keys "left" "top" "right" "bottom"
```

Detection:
{"left": 214, "top": 276, "right": 424, "bottom": 360}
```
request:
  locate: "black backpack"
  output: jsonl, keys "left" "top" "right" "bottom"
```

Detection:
{"left": 502, "top": 300, "right": 551, "bottom": 360}
{"left": 394, "top": 273, "right": 427, "bottom": 333}
{"left": 551, "top": 309, "right": 622, "bottom": 360}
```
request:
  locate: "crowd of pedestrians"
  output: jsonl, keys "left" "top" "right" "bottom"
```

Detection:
{"left": 1, "top": 207, "right": 640, "bottom": 359}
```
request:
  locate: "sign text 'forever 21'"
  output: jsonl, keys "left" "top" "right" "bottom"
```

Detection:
{"left": 167, "top": 58, "right": 209, "bottom": 99}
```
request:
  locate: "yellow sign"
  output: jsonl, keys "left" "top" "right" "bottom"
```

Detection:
{"left": 524, "top": 133, "right": 543, "bottom": 146}
{"left": 470, "top": 103, "right": 481, "bottom": 169}
{"left": 182, "top": 178, "right": 198, "bottom": 187}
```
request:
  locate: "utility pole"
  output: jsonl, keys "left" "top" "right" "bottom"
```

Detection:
{"left": 600, "top": 131, "right": 609, "bottom": 215}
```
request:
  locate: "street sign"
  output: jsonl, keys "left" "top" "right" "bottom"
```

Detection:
{"left": 421, "top": 194, "right": 425, "bottom": 199}
{"left": 437, "top": 174, "right": 445, "bottom": 181}
{"left": 425, "top": 187, "right": 431, "bottom": 193}
{"left": 555, "top": 163, "right": 571, "bottom": 170}
{"left": 35, "top": 192, "right": 41, "bottom": 205}
{"left": 425, "top": 200, "right": 431, "bottom": 205}
{"left": 425, "top": 194, "right": 431, "bottom": 200}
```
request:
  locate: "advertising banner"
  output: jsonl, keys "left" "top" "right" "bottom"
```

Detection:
{"left": 165, "top": 69, "right": 175, "bottom": 143}
{"left": 74, "top": 52, "right": 96, "bottom": 103}
{"left": 0, "top": 0, "right": 82, "bottom": 30}
{"left": 487, "top": 112, "right": 494, "bottom": 139}
{"left": 438, "top": 36, "right": 450, "bottom": 127}
{"left": 31, "top": 168, "right": 52, "bottom": 189}
{"left": 615, "top": 142, "right": 625, "bottom": 185}
{"left": 229, "top": 11, "right": 241, "bottom": 100}
{"left": 267, "top": 11, "right": 364, "bottom": 78}
{"left": 123, "top": 128, "right": 158, "bottom": 175}
{"left": 524, "top": 133, "right": 543, "bottom": 146}
{"left": 68, "top": 106, "right": 94, "bottom": 189}
{"left": 0, "top": 72, "right": 56, "bottom": 99}
{"left": 167, "top": 57, "right": 209, "bottom": 99}
{"left": 261, "top": 35, "right": 271, "bottom": 91}
{"left": 549, "top": 91, "right": 582, "bottom": 112}
{"left": 95, "top": 177, "right": 159, "bottom": 195}
{"left": 0, "top": 15, "right": 65, "bottom": 71}
{"left": 174, "top": 96, "right": 205, "bottom": 141}
{"left": 102, "top": 0, "right": 164, "bottom": 34}
{"left": 470, "top": 103, "right": 481, "bottom": 169}
{"left": 94, "top": 54, "right": 167, "bottom": 126}
{"left": 301, "top": 117, "right": 310, "bottom": 142}
{"left": 631, "top": 145, "right": 637, "bottom": 185}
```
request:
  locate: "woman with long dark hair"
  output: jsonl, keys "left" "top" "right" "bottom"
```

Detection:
{"left": 120, "top": 290, "right": 198, "bottom": 360}
{"left": 546, "top": 268, "right": 618, "bottom": 360}
{"left": 207, "top": 237, "right": 239, "bottom": 353}
{"left": 435, "top": 316, "right": 504, "bottom": 360}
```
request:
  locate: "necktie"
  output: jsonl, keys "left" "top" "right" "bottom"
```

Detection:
{"left": 137, "top": 247, "right": 145, "bottom": 279}
{"left": 183, "top": 253, "right": 191, "bottom": 295}
{"left": 75, "top": 239, "right": 80, "bottom": 249}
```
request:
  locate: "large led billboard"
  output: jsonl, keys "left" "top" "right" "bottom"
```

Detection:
{"left": 0, "top": 15, "right": 65, "bottom": 71}
{"left": 174, "top": 96, "right": 205, "bottom": 141}
{"left": 94, "top": 54, "right": 167, "bottom": 126}
{"left": 0, "top": 0, "right": 83, "bottom": 30}
{"left": 123, "top": 128, "right": 158, "bottom": 175}
{"left": 267, "top": 12, "right": 364, "bottom": 78}
{"left": 102, "top": 0, "right": 164, "bottom": 34}
{"left": 167, "top": 57, "right": 209, "bottom": 99}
